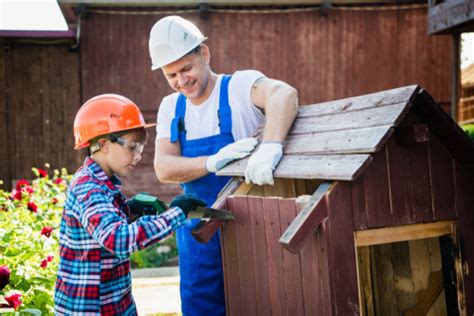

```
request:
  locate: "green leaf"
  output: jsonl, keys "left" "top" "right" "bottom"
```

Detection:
{"left": 20, "top": 309, "right": 42, "bottom": 315}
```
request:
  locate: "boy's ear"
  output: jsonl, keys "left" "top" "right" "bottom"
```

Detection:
{"left": 97, "top": 138, "right": 110, "bottom": 153}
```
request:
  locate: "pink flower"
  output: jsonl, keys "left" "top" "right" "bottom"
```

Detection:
{"left": 23, "top": 186, "right": 34, "bottom": 195}
{"left": 11, "top": 186, "right": 34, "bottom": 201}
{"left": 54, "top": 178, "right": 64, "bottom": 184}
{"left": 15, "top": 180, "right": 29, "bottom": 191}
{"left": 4, "top": 292, "right": 22, "bottom": 310}
{"left": 41, "top": 226, "right": 53, "bottom": 237}
{"left": 0, "top": 265, "right": 11, "bottom": 290}
{"left": 11, "top": 190, "right": 22, "bottom": 201}
{"left": 27, "top": 202, "right": 38, "bottom": 213}
{"left": 46, "top": 255, "right": 54, "bottom": 262}
{"left": 40, "top": 259, "right": 48, "bottom": 269}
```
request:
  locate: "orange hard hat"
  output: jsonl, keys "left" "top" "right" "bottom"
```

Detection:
{"left": 73, "top": 94, "right": 156, "bottom": 150}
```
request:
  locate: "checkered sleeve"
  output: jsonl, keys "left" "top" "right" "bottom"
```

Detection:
{"left": 75, "top": 183, "right": 186, "bottom": 259}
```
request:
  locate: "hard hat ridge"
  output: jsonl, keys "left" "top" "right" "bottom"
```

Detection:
{"left": 149, "top": 15, "right": 207, "bottom": 70}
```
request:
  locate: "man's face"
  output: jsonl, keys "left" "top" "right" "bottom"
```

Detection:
{"left": 161, "top": 45, "right": 211, "bottom": 104}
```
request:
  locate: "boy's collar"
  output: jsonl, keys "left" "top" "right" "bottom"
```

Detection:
{"left": 83, "top": 157, "right": 121, "bottom": 187}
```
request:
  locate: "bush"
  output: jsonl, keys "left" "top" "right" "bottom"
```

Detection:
{"left": 130, "top": 234, "right": 178, "bottom": 269}
{"left": 461, "top": 124, "right": 474, "bottom": 141}
{"left": 0, "top": 166, "right": 70, "bottom": 315}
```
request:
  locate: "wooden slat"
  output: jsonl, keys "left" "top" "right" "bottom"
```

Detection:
{"left": 298, "top": 204, "right": 324, "bottom": 315}
{"left": 218, "top": 154, "right": 372, "bottom": 181}
{"left": 221, "top": 197, "right": 243, "bottom": 316}
{"left": 278, "top": 198, "right": 305, "bottom": 315}
{"left": 233, "top": 197, "right": 257, "bottom": 315}
{"left": 326, "top": 181, "right": 360, "bottom": 314}
{"left": 0, "top": 45, "right": 10, "bottom": 188}
{"left": 297, "top": 85, "right": 419, "bottom": 118}
{"left": 319, "top": 221, "right": 333, "bottom": 315}
{"left": 352, "top": 172, "right": 369, "bottom": 230}
{"left": 247, "top": 197, "right": 272, "bottom": 315}
{"left": 453, "top": 161, "right": 474, "bottom": 316}
{"left": 279, "top": 182, "right": 332, "bottom": 253}
{"left": 284, "top": 125, "right": 394, "bottom": 155}
{"left": 386, "top": 136, "right": 414, "bottom": 226}
{"left": 262, "top": 198, "right": 286, "bottom": 315}
{"left": 408, "top": 142, "right": 433, "bottom": 223}
{"left": 404, "top": 270, "right": 444, "bottom": 316}
{"left": 355, "top": 221, "right": 454, "bottom": 247}
{"left": 364, "top": 148, "right": 392, "bottom": 228}
{"left": 428, "top": 0, "right": 474, "bottom": 34}
{"left": 428, "top": 136, "right": 455, "bottom": 221}
{"left": 290, "top": 102, "right": 409, "bottom": 135}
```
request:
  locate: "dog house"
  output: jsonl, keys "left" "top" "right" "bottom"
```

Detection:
{"left": 193, "top": 85, "right": 474, "bottom": 315}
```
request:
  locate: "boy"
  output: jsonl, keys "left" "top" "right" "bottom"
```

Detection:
{"left": 54, "top": 94, "right": 203, "bottom": 315}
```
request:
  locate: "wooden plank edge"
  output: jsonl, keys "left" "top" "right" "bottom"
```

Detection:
{"left": 279, "top": 181, "right": 334, "bottom": 253}
{"left": 191, "top": 177, "right": 243, "bottom": 243}
{"left": 355, "top": 220, "right": 454, "bottom": 247}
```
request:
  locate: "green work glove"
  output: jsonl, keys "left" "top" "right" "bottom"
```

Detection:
{"left": 169, "top": 195, "right": 207, "bottom": 218}
{"left": 127, "top": 192, "right": 168, "bottom": 223}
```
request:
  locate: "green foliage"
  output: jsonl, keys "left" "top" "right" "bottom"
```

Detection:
{"left": 130, "top": 234, "right": 178, "bottom": 269}
{"left": 461, "top": 124, "right": 474, "bottom": 141}
{"left": 0, "top": 166, "right": 71, "bottom": 315}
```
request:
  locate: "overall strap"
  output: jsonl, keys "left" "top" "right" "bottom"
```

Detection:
{"left": 170, "top": 94, "right": 187, "bottom": 143}
{"left": 218, "top": 75, "right": 232, "bottom": 134}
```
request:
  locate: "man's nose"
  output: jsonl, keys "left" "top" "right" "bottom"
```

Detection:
{"left": 177, "top": 73, "right": 188, "bottom": 86}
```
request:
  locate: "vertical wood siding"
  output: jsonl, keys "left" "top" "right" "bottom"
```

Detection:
{"left": 222, "top": 195, "right": 331, "bottom": 315}
{"left": 353, "top": 130, "right": 459, "bottom": 230}
{"left": 0, "top": 44, "right": 82, "bottom": 187}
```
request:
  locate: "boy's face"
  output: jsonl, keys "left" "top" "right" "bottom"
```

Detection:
{"left": 103, "top": 132, "right": 145, "bottom": 177}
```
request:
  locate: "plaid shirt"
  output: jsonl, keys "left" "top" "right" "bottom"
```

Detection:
{"left": 54, "top": 158, "right": 185, "bottom": 315}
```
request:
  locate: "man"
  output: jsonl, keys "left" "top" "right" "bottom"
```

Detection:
{"left": 149, "top": 16, "right": 298, "bottom": 315}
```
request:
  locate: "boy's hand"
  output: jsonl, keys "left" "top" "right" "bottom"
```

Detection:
{"left": 127, "top": 192, "right": 168, "bottom": 223}
{"left": 169, "top": 195, "right": 207, "bottom": 218}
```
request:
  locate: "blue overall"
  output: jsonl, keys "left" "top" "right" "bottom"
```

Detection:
{"left": 170, "top": 75, "right": 233, "bottom": 316}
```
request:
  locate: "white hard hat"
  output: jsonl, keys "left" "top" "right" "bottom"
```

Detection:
{"left": 149, "top": 16, "right": 207, "bottom": 70}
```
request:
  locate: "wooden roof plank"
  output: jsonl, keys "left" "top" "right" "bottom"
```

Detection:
{"left": 297, "top": 85, "right": 419, "bottom": 118}
{"left": 218, "top": 153, "right": 373, "bottom": 181}
{"left": 290, "top": 102, "right": 409, "bottom": 135}
{"left": 284, "top": 125, "right": 394, "bottom": 155}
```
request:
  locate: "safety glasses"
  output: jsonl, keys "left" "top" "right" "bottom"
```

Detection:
{"left": 108, "top": 134, "right": 144, "bottom": 155}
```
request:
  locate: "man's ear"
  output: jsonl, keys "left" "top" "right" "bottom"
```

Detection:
{"left": 201, "top": 44, "right": 210, "bottom": 64}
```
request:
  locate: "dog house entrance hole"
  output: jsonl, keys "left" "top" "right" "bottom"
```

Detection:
{"left": 355, "top": 221, "right": 461, "bottom": 316}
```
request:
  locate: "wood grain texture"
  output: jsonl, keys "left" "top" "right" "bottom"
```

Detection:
{"left": 326, "top": 181, "right": 359, "bottom": 315}
{"left": 279, "top": 182, "right": 332, "bottom": 253}
{"left": 218, "top": 154, "right": 372, "bottom": 180}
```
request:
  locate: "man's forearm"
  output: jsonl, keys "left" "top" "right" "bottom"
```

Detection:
{"left": 262, "top": 85, "right": 298, "bottom": 142}
{"left": 154, "top": 154, "right": 209, "bottom": 183}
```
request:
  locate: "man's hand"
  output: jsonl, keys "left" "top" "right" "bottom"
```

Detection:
{"left": 244, "top": 142, "right": 283, "bottom": 185}
{"left": 206, "top": 138, "right": 258, "bottom": 173}
{"left": 170, "top": 195, "right": 207, "bottom": 218}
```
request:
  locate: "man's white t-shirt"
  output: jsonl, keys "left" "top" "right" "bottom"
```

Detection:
{"left": 156, "top": 70, "right": 265, "bottom": 142}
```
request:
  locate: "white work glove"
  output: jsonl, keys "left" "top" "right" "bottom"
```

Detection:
{"left": 245, "top": 142, "right": 283, "bottom": 186}
{"left": 206, "top": 138, "right": 258, "bottom": 173}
